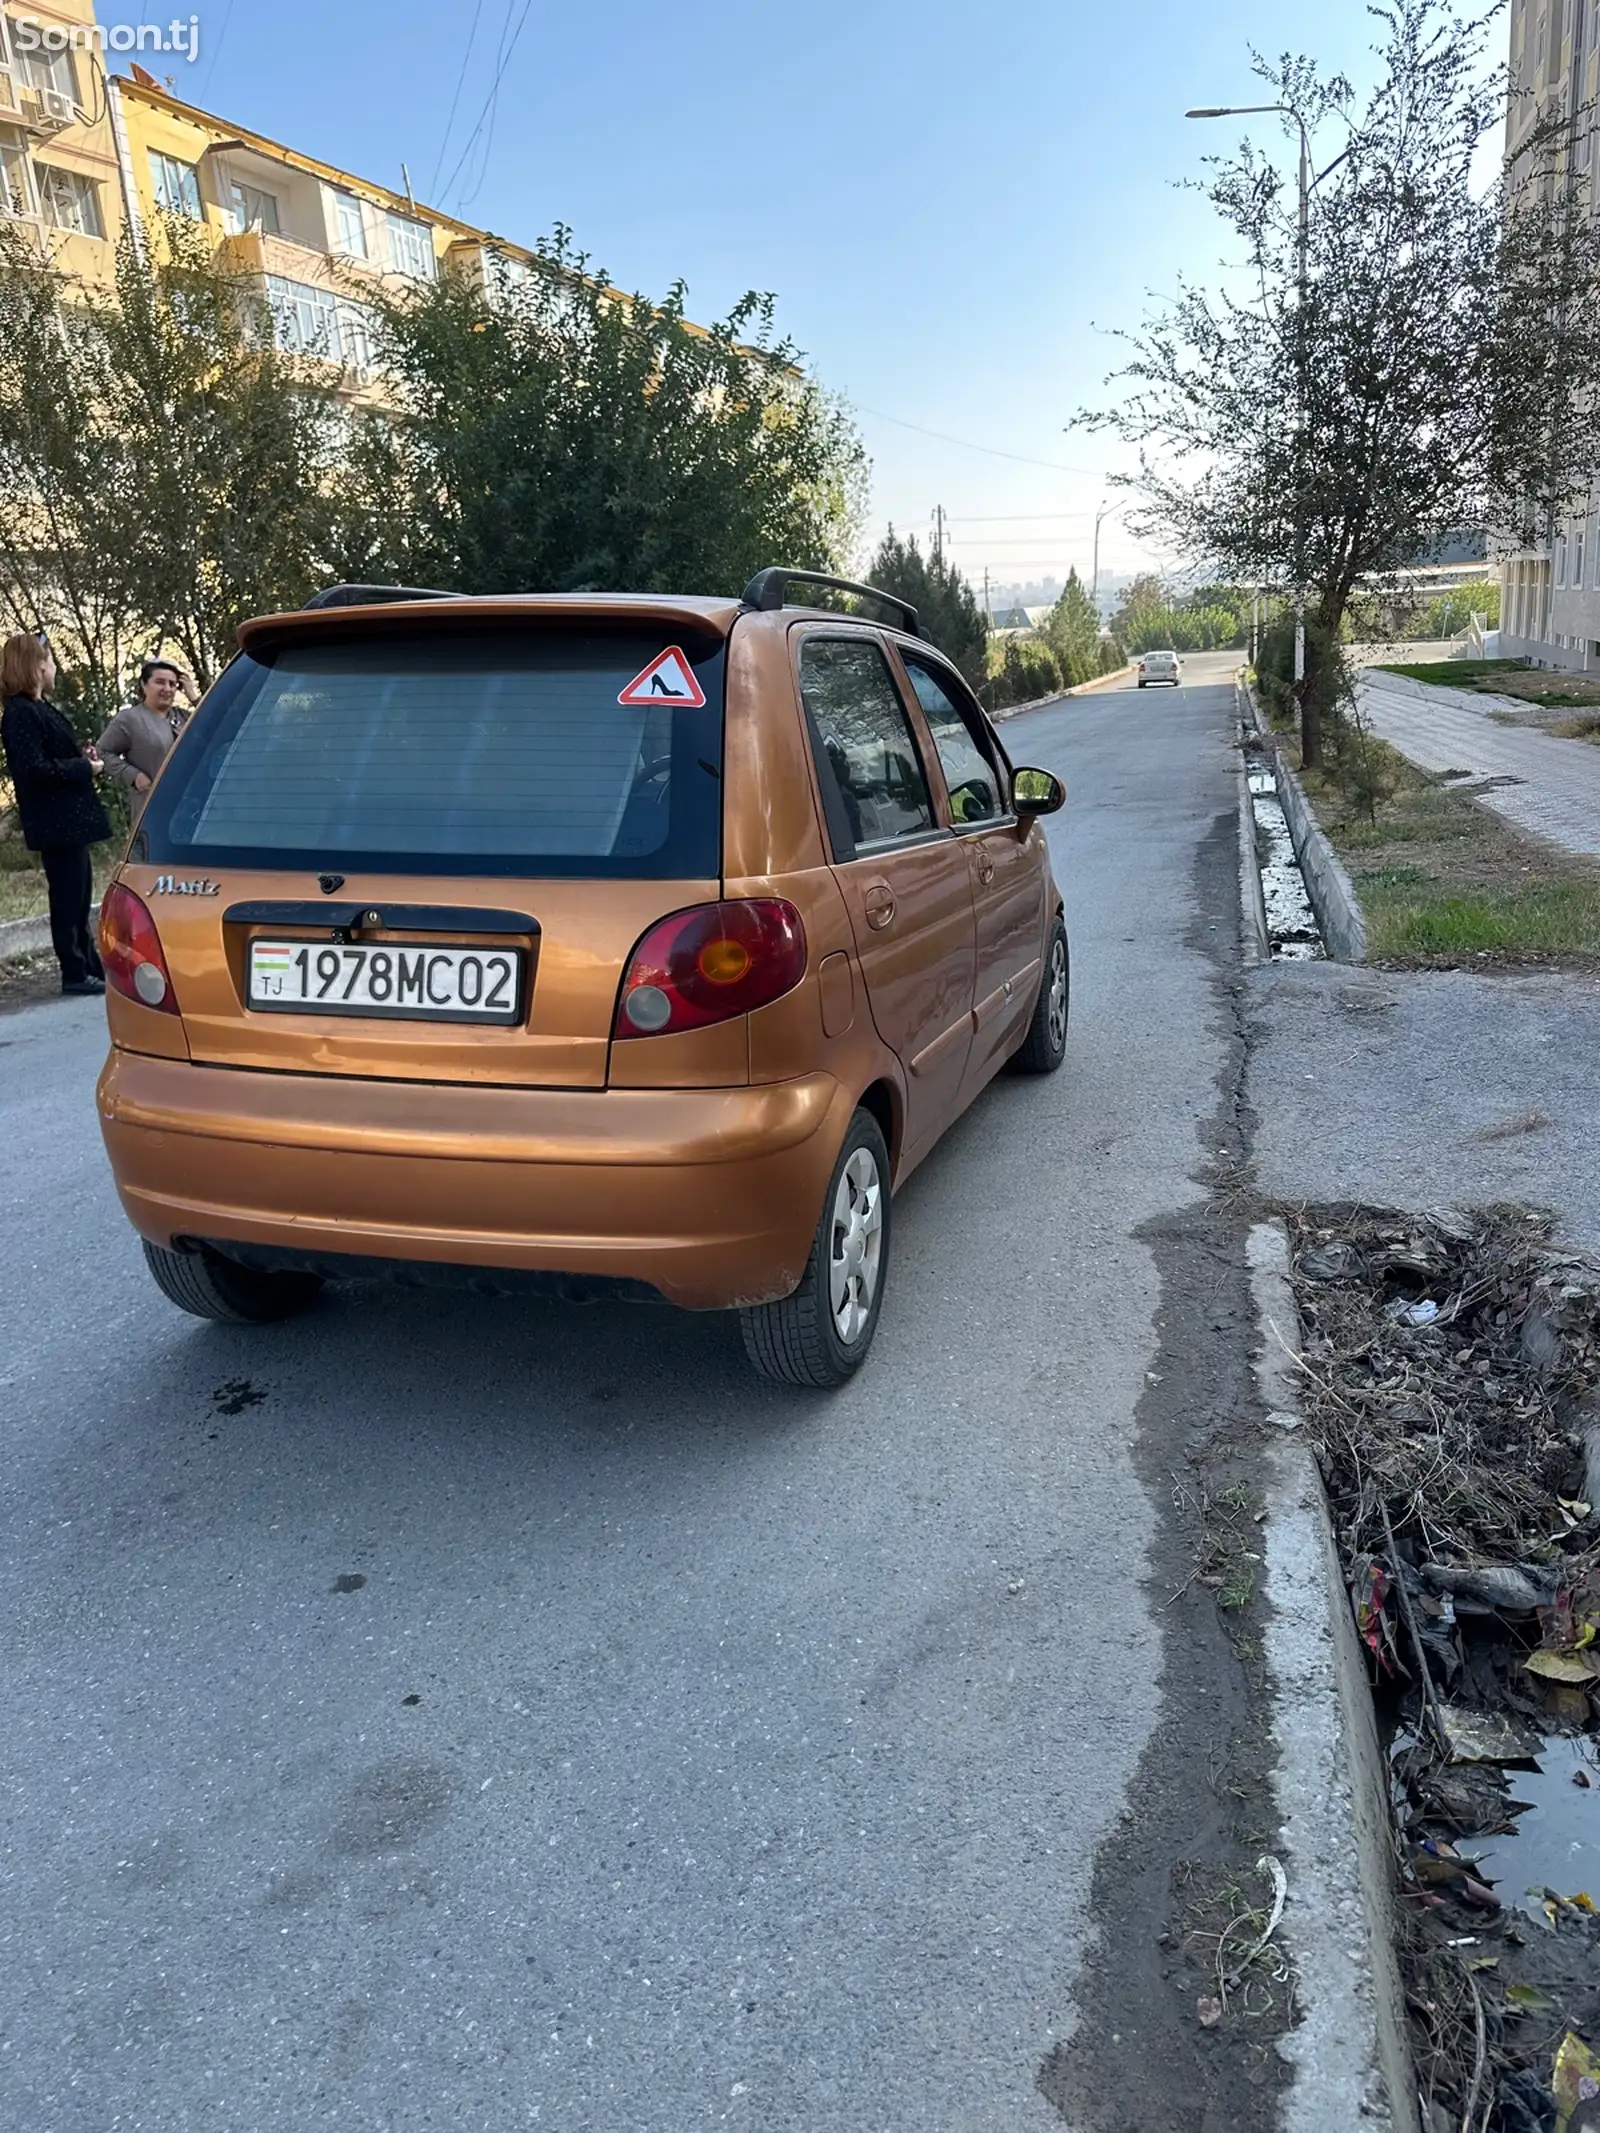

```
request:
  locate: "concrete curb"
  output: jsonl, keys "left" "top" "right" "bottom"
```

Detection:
{"left": 1239, "top": 684, "right": 1369, "bottom": 963}
{"left": 989, "top": 665, "right": 1135, "bottom": 722}
{"left": 0, "top": 912, "right": 52, "bottom": 964}
{"left": 1248, "top": 1222, "right": 1417, "bottom": 2133}
{"left": 0, "top": 902, "right": 100, "bottom": 968}
{"left": 1357, "top": 669, "right": 1526, "bottom": 721}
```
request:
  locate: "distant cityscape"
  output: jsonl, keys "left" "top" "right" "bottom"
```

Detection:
{"left": 982, "top": 573, "right": 1135, "bottom": 625}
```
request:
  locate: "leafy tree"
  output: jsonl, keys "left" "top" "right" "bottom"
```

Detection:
{"left": 864, "top": 529, "right": 987, "bottom": 687}
{"left": 1425, "top": 579, "right": 1500, "bottom": 637}
{"left": 0, "top": 225, "right": 145, "bottom": 724}
{"left": 102, "top": 218, "right": 344, "bottom": 683}
{"left": 1041, "top": 568, "right": 1096, "bottom": 684}
{"left": 355, "top": 230, "right": 866, "bottom": 598}
{"left": 0, "top": 219, "right": 341, "bottom": 703}
{"left": 1084, "top": 0, "right": 1600, "bottom": 764}
{"left": 988, "top": 634, "right": 1062, "bottom": 710}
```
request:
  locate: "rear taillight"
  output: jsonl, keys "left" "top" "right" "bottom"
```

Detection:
{"left": 614, "top": 899, "right": 807, "bottom": 1039}
{"left": 100, "top": 883, "right": 179, "bottom": 1015}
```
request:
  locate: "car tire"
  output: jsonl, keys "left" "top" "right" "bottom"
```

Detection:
{"left": 142, "top": 1239, "right": 323, "bottom": 1324}
{"left": 739, "top": 1108, "right": 891, "bottom": 1388}
{"left": 1137, "top": 679, "right": 1146, "bottom": 688}
{"left": 1011, "top": 914, "right": 1069, "bottom": 1075}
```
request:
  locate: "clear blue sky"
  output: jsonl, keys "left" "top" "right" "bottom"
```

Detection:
{"left": 167, "top": 0, "right": 1400, "bottom": 593}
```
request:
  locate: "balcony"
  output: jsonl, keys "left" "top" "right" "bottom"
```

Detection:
{"left": 218, "top": 225, "right": 342, "bottom": 286}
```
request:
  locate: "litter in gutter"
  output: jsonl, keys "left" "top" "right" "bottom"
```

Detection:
{"left": 1248, "top": 769, "right": 1325, "bottom": 960}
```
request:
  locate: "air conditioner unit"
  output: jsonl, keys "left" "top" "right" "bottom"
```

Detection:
{"left": 20, "top": 86, "right": 75, "bottom": 134}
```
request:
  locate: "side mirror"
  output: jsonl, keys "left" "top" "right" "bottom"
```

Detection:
{"left": 1012, "top": 766, "right": 1066, "bottom": 816}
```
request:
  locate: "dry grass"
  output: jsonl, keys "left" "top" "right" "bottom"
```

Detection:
{"left": 1286, "top": 1208, "right": 1600, "bottom": 2127}
{"left": 1376, "top": 660, "right": 1600, "bottom": 711}
{"left": 0, "top": 840, "right": 117, "bottom": 924}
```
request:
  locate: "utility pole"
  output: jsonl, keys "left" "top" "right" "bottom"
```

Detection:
{"left": 1091, "top": 499, "right": 1115, "bottom": 616}
{"left": 983, "top": 565, "right": 991, "bottom": 628}
{"left": 932, "top": 504, "right": 946, "bottom": 566}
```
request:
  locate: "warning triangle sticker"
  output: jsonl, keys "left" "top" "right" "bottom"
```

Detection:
{"left": 617, "top": 646, "right": 706, "bottom": 708}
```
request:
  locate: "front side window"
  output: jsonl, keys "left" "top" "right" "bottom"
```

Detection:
{"left": 331, "top": 190, "right": 367, "bottom": 257}
{"left": 36, "top": 163, "right": 100, "bottom": 236}
{"left": 901, "top": 654, "right": 1005, "bottom": 824}
{"left": 799, "top": 636, "right": 934, "bottom": 854}
{"left": 149, "top": 150, "right": 201, "bottom": 219}
{"left": 385, "top": 212, "right": 434, "bottom": 279}
{"left": 139, "top": 626, "right": 727, "bottom": 880}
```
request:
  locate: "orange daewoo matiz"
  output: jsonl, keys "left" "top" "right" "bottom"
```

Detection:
{"left": 96, "top": 569, "right": 1068, "bottom": 1385}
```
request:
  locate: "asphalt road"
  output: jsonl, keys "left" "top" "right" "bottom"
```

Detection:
{"left": 1, "top": 655, "right": 1244, "bottom": 2133}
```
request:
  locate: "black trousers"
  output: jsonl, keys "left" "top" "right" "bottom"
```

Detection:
{"left": 39, "top": 843, "right": 102, "bottom": 987}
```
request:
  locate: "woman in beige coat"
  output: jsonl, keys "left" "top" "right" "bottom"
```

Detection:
{"left": 97, "top": 659, "right": 198, "bottom": 808}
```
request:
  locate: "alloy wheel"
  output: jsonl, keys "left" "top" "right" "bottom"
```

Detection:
{"left": 1046, "top": 936, "right": 1069, "bottom": 1054}
{"left": 829, "top": 1147, "right": 884, "bottom": 1344}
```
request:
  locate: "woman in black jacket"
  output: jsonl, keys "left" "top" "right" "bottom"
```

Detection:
{"left": 1, "top": 633, "right": 112, "bottom": 995}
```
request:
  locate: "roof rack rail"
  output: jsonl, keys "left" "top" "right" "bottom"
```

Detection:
{"left": 301, "top": 583, "right": 459, "bottom": 611}
{"left": 740, "top": 567, "right": 920, "bottom": 636}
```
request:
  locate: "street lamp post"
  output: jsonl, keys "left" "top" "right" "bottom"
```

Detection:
{"left": 1186, "top": 104, "right": 1311, "bottom": 696}
{"left": 1091, "top": 498, "right": 1115, "bottom": 615}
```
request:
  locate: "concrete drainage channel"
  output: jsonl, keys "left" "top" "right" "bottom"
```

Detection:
{"left": 1248, "top": 768, "right": 1325, "bottom": 960}
{"left": 1236, "top": 675, "right": 1368, "bottom": 966}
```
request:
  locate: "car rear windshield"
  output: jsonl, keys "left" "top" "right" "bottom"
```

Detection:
{"left": 136, "top": 625, "right": 726, "bottom": 879}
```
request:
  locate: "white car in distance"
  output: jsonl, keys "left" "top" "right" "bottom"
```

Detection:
{"left": 1137, "top": 650, "right": 1182, "bottom": 687}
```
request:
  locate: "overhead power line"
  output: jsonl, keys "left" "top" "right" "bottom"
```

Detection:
{"left": 852, "top": 404, "right": 1104, "bottom": 475}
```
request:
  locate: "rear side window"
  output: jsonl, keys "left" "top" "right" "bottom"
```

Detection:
{"left": 798, "top": 636, "right": 934, "bottom": 857}
{"left": 138, "top": 627, "right": 725, "bottom": 880}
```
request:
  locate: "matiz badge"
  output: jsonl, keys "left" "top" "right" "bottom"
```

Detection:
{"left": 150, "top": 875, "right": 220, "bottom": 896}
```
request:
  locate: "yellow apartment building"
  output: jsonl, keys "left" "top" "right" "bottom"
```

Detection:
{"left": 0, "top": 0, "right": 121, "bottom": 287}
{"left": 0, "top": 0, "right": 574, "bottom": 395}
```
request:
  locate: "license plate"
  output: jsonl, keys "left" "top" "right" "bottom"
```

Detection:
{"left": 248, "top": 939, "right": 525, "bottom": 1024}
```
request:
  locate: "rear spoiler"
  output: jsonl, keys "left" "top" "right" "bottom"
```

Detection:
{"left": 236, "top": 593, "right": 743, "bottom": 659}
{"left": 302, "top": 583, "right": 458, "bottom": 610}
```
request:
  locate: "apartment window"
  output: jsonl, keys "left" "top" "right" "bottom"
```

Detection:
{"left": 331, "top": 190, "right": 367, "bottom": 257}
{"left": 1556, "top": 533, "right": 1568, "bottom": 585}
{"left": 338, "top": 297, "right": 378, "bottom": 374}
{"left": 267, "top": 273, "right": 340, "bottom": 359}
{"left": 0, "top": 124, "right": 34, "bottom": 217}
{"left": 4, "top": 18, "right": 76, "bottom": 98}
{"left": 384, "top": 211, "right": 434, "bottom": 279}
{"left": 224, "top": 180, "right": 279, "bottom": 236}
{"left": 149, "top": 151, "right": 202, "bottom": 219}
{"left": 266, "top": 274, "right": 378, "bottom": 374}
{"left": 36, "top": 162, "right": 100, "bottom": 237}
{"left": 1577, "top": 531, "right": 1586, "bottom": 587}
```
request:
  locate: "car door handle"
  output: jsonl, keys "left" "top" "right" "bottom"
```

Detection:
{"left": 974, "top": 851, "right": 995, "bottom": 885}
{"left": 863, "top": 881, "right": 896, "bottom": 930}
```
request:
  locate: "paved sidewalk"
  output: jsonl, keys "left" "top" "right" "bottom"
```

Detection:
{"left": 1357, "top": 673, "right": 1600, "bottom": 857}
{"left": 1249, "top": 960, "right": 1600, "bottom": 1255}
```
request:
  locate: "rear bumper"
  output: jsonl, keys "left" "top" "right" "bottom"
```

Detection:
{"left": 97, "top": 1050, "right": 850, "bottom": 1310}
